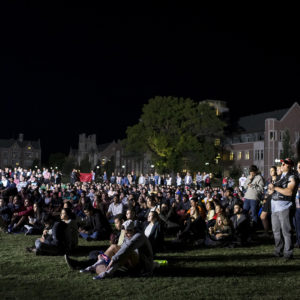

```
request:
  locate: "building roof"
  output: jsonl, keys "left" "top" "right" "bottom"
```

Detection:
{"left": 238, "top": 108, "right": 289, "bottom": 133}
{"left": 0, "top": 139, "right": 41, "bottom": 149}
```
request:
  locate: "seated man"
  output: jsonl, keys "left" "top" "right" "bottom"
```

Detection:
{"left": 27, "top": 213, "right": 67, "bottom": 255}
{"left": 93, "top": 220, "right": 154, "bottom": 280}
{"left": 230, "top": 203, "right": 250, "bottom": 245}
{"left": 79, "top": 204, "right": 111, "bottom": 241}
{"left": 65, "top": 214, "right": 125, "bottom": 271}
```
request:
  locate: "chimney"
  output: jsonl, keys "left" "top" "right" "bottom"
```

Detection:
{"left": 18, "top": 133, "right": 24, "bottom": 142}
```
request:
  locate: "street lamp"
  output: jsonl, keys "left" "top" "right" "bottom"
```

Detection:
{"left": 150, "top": 164, "right": 154, "bottom": 168}
{"left": 205, "top": 162, "right": 209, "bottom": 166}
{"left": 96, "top": 166, "right": 100, "bottom": 169}
{"left": 122, "top": 165, "right": 125, "bottom": 169}
{"left": 275, "top": 158, "right": 281, "bottom": 164}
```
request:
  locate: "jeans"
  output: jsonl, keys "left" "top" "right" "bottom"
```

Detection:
{"left": 35, "top": 238, "right": 61, "bottom": 255}
{"left": 243, "top": 199, "right": 259, "bottom": 224}
{"left": 294, "top": 208, "right": 300, "bottom": 246}
{"left": 79, "top": 231, "right": 99, "bottom": 240}
{"left": 271, "top": 207, "right": 293, "bottom": 258}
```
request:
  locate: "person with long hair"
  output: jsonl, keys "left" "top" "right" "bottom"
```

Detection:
{"left": 260, "top": 166, "right": 277, "bottom": 237}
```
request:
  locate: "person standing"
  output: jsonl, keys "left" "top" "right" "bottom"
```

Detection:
{"left": 243, "top": 165, "right": 264, "bottom": 230}
{"left": 239, "top": 174, "right": 247, "bottom": 192}
{"left": 268, "top": 158, "right": 299, "bottom": 260}
{"left": 294, "top": 161, "right": 300, "bottom": 248}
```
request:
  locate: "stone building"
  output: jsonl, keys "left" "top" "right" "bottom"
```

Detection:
{"left": 0, "top": 133, "right": 41, "bottom": 169}
{"left": 225, "top": 102, "right": 300, "bottom": 176}
{"left": 69, "top": 133, "right": 152, "bottom": 175}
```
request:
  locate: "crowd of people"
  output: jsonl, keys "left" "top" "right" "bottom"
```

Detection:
{"left": 0, "top": 159, "right": 300, "bottom": 279}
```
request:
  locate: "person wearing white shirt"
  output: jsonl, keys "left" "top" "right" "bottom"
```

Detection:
{"left": 176, "top": 173, "right": 182, "bottom": 187}
{"left": 138, "top": 174, "right": 145, "bottom": 185}
{"left": 184, "top": 172, "right": 192, "bottom": 186}
{"left": 239, "top": 174, "right": 247, "bottom": 191}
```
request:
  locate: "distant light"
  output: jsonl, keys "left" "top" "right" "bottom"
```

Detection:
{"left": 150, "top": 165, "right": 154, "bottom": 168}
{"left": 28, "top": 146, "right": 31, "bottom": 150}
{"left": 96, "top": 166, "right": 100, "bottom": 169}
{"left": 122, "top": 165, "right": 125, "bottom": 169}
{"left": 35, "top": 165, "right": 38, "bottom": 168}
{"left": 205, "top": 162, "right": 209, "bottom": 166}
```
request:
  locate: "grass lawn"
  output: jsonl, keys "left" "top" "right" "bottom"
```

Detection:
{"left": 1, "top": 233, "right": 300, "bottom": 300}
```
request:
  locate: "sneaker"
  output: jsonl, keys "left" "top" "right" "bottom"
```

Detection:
{"left": 79, "top": 266, "right": 94, "bottom": 273}
{"left": 283, "top": 255, "right": 293, "bottom": 262}
{"left": 93, "top": 272, "right": 106, "bottom": 280}
{"left": 274, "top": 252, "right": 283, "bottom": 258}
{"left": 26, "top": 247, "right": 35, "bottom": 253}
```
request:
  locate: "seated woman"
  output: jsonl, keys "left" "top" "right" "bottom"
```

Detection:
{"left": 23, "top": 203, "right": 44, "bottom": 235}
{"left": 174, "top": 198, "right": 206, "bottom": 243}
{"left": 27, "top": 208, "right": 77, "bottom": 255}
{"left": 144, "top": 211, "right": 164, "bottom": 254}
{"left": 205, "top": 214, "right": 233, "bottom": 247}
{"left": 205, "top": 201, "right": 216, "bottom": 228}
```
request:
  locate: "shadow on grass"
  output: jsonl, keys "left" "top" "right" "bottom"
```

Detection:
{"left": 155, "top": 253, "right": 276, "bottom": 262}
{"left": 70, "top": 245, "right": 107, "bottom": 256}
{"left": 153, "top": 264, "right": 300, "bottom": 278}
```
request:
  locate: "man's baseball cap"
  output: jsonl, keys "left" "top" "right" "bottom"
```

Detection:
{"left": 280, "top": 158, "right": 294, "bottom": 166}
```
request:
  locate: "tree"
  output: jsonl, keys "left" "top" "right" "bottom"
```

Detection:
{"left": 48, "top": 153, "right": 66, "bottom": 170}
{"left": 125, "top": 96, "right": 226, "bottom": 173}
{"left": 282, "top": 129, "right": 294, "bottom": 159}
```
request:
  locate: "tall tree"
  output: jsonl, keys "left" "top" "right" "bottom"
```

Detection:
{"left": 125, "top": 96, "right": 225, "bottom": 173}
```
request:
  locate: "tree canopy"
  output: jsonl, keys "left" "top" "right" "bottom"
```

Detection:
{"left": 125, "top": 96, "right": 226, "bottom": 173}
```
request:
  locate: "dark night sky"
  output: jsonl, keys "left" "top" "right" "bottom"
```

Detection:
{"left": 1, "top": 11, "right": 300, "bottom": 162}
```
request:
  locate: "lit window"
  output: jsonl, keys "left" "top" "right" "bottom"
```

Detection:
{"left": 215, "top": 139, "right": 220, "bottom": 146}
{"left": 269, "top": 131, "right": 276, "bottom": 141}
{"left": 245, "top": 151, "right": 250, "bottom": 160}
{"left": 28, "top": 146, "right": 31, "bottom": 150}
{"left": 237, "top": 152, "right": 242, "bottom": 160}
{"left": 230, "top": 152, "right": 234, "bottom": 161}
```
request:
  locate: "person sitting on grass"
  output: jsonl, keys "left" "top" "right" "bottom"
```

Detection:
{"left": 0, "top": 197, "right": 11, "bottom": 231}
{"left": 143, "top": 211, "right": 164, "bottom": 254}
{"left": 65, "top": 214, "right": 125, "bottom": 272}
{"left": 27, "top": 213, "right": 66, "bottom": 255}
{"left": 230, "top": 203, "right": 250, "bottom": 246}
{"left": 173, "top": 198, "right": 206, "bottom": 244}
{"left": 8, "top": 198, "right": 33, "bottom": 233}
{"left": 205, "top": 213, "right": 233, "bottom": 247}
{"left": 27, "top": 208, "right": 77, "bottom": 255}
{"left": 66, "top": 220, "right": 154, "bottom": 280}
{"left": 23, "top": 202, "right": 44, "bottom": 235}
{"left": 91, "top": 219, "right": 154, "bottom": 280}
{"left": 78, "top": 204, "right": 111, "bottom": 241}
